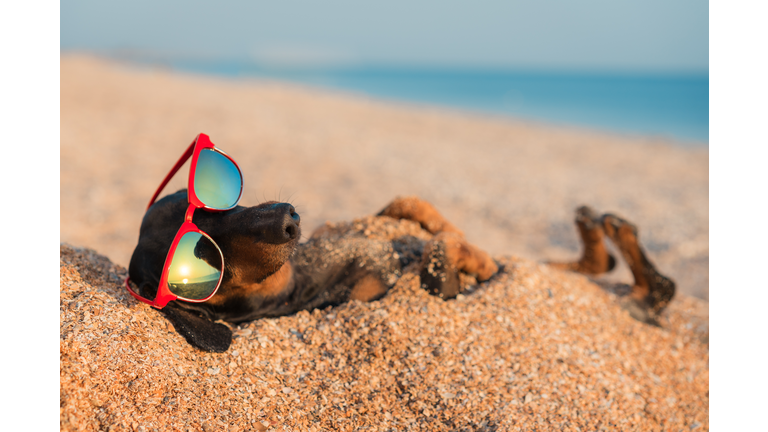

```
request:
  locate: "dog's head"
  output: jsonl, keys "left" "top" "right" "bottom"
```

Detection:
{"left": 128, "top": 189, "right": 301, "bottom": 352}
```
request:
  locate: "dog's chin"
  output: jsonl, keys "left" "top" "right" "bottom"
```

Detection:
{"left": 252, "top": 235, "right": 300, "bottom": 283}
{"left": 218, "top": 228, "right": 299, "bottom": 283}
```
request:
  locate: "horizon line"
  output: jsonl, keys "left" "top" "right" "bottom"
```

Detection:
{"left": 60, "top": 49, "right": 710, "bottom": 77}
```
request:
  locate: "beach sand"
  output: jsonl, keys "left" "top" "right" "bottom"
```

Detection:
{"left": 60, "top": 55, "right": 709, "bottom": 430}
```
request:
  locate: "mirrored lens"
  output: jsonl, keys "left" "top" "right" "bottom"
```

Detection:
{"left": 194, "top": 149, "right": 243, "bottom": 209}
{"left": 166, "top": 232, "right": 223, "bottom": 300}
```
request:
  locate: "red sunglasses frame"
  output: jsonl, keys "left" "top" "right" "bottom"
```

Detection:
{"left": 125, "top": 133, "right": 243, "bottom": 309}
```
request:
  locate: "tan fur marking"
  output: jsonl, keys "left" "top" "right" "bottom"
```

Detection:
{"left": 429, "top": 232, "right": 498, "bottom": 281}
{"left": 349, "top": 274, "right": 389, "bottom": 302}
{"left": 547, "top": 206, "right": 614, "bottom": 276}
{"left": 547, "top": 261, "right": 581, "bottom": 272}
{"left": 253, "top": 261, "right": 294, "bottom": 297}
{"left": 615, "top": 226, "right": 650, "bottom": 301}
{"left": 602, "top": 216, "right": 650, "bottom": 302}
{"left": 575, "top": 221, "right": 613, "bottom": 275}
{"left": 379, "top": 196, "right": 465, "bottom": 237}
{"left": 205, "top": 261, "right": 294, "bottom": 307}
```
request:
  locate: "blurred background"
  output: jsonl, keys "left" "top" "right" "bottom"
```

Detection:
{"left": 60, "top": 1, "right": 709, "bottom": 300}
{"left": 61, "top": 0, "right": 709, "bottom": 143}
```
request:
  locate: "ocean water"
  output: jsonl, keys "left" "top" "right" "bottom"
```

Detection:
{"left": 167, "top": 60, "right": 709, "bottom": 145}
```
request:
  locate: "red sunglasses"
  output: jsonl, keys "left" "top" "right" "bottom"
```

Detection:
{"left": 125, "top": 133, "right": 243, "bottom": 309}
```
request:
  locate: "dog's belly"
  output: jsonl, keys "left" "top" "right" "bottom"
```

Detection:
{"left": 289, "top": 216, "right": 433, "bottom": 311}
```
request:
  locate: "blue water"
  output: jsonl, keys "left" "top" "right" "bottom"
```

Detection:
{"left": 167, "top": 60, "right": 709, "bottom": 145}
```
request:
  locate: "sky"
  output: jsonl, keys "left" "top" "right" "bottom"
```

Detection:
{"left": 60, "top": 0, "right": 708, "bottom": 73}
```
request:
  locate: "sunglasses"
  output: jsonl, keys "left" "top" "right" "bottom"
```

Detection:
{"left": 125, "top": 133, "right": 243, "bottom": 309}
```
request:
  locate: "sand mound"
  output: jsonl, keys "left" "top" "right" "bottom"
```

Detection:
{"left": 60, "top": 243, "right": 708, "bottom": 431}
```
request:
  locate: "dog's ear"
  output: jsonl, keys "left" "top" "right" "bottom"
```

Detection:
{"left": 160, "top": 303, "right": 232, "bottom": 352}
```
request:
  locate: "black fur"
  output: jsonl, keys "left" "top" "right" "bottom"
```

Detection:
{"left": 161, "top": 307, "right": 232, "bottom": 353}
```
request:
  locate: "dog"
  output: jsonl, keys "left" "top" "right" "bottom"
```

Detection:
{"left": 129, "top": 192, "right": 674, "bottom": 352}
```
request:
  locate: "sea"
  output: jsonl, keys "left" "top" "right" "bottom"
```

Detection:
{"left": 164, "top": 60, "right": 709, "bottom": 145}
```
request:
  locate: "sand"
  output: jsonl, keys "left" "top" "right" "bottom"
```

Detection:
{"left": 60, "top": 242, "right": 708, "bottom": 431}
{"left": 60, "top": 55, "right": 709, "bottom": 430}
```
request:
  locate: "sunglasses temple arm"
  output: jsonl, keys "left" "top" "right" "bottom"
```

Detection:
{"left": 124, "top": 277, "right": 155, "bottom": 306}
{"left": 147, "top": 141, "right": 196, "bottom": 210}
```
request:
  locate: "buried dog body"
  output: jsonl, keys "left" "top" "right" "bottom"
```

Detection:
{"left": 127, "top": 134, "right": 675, "bottom": 352}
{"left": 129, "top": 192, "right": 498, "bottom": 352}
{"left": 129, "top": 191, "right": 674, "bottom": 352}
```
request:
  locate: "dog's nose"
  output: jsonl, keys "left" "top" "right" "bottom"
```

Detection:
{"left": 247, "top": 202, "right": 302, "bottom": 244}
{"left": 283, "top": 204, "right": 300, "bottom": 240}
{"left": 267, "top": 203, "right": 299, "bottom": 244}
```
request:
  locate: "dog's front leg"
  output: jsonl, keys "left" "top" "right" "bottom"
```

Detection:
{"left": 377, "top": 196, "right": 465, "bottom": 236}
{"left": 419, "top": 232, "right": 498, "bottom": 299}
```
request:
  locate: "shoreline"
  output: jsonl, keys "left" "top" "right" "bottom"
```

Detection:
{"left": 88, "top": 51, "right": 710, "bottom": 146}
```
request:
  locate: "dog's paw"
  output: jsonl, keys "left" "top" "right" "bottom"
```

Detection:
{"left": 420, "top": 262, "right": 461, "bottom": 299}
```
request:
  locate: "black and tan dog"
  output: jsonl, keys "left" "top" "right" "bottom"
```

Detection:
{"left": 129, "top": 192, "right": 498, "bottom": 352}
{"left": 129, "top": 192, "right": 673, "bottom": 352}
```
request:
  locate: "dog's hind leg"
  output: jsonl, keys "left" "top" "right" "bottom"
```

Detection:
{"left": 419, "top": 232, "right": 498, "bottom": 299}
{"left": 601, "top": 213, "right": 676, "bottom": 324}
{"left": 547, "top": 205, "right": 616, "bottom": 276}
{"left": 377, "top": 196, "right": 465, "bottom": 237}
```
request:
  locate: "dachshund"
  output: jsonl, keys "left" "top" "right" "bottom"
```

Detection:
{"left": 129, "top": 192, "right": 497, "bottom": 352}
{"left": 129, "top": 192, "right": 673, "bottom": 352}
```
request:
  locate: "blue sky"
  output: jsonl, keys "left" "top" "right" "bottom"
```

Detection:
{"left": 61, "top": 0, "right": 708, "bottom": 73}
